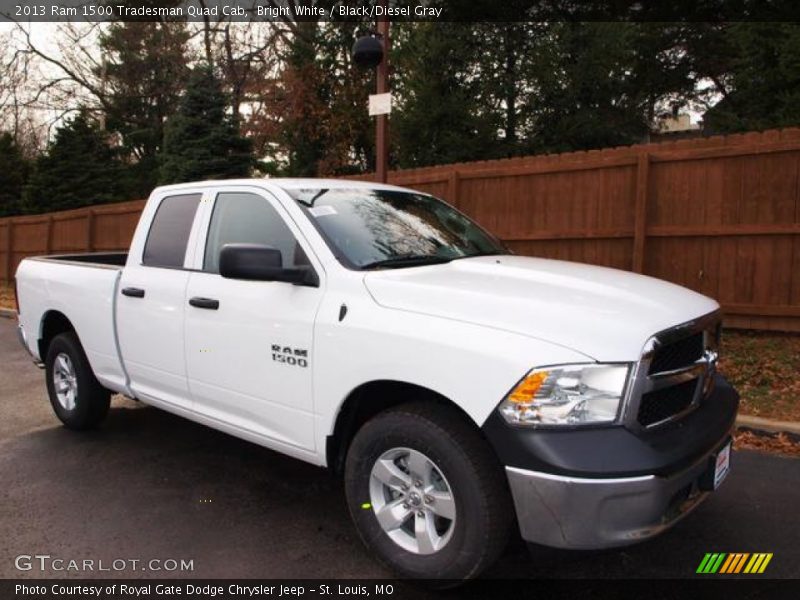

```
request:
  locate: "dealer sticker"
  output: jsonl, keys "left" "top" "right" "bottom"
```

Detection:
{"left": 714, "top": 442, "right": 731, "bottom": 489}
{"left": 309, "top": 205, "right": 337, "bottom": 217}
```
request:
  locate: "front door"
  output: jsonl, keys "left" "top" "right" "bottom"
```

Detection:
{"left": 184, "top": 189, "right": 323, "bottom": 451}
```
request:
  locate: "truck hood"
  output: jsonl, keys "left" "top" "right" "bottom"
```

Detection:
{"left": 363, "top": 255, "right": 718, "bottom": 361}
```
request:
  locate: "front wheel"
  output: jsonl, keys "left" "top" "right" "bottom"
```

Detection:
{"left": 45, "top": 332, "right": 110, "bottom": 430}
{"left": 344, "top": 402, "right": 513, "bottom": 581}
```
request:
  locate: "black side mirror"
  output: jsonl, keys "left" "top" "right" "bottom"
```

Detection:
{"left": 219, "top": 244, "right": 317, "bottom": 286}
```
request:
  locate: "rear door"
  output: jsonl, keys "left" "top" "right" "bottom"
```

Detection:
{"left": 183, "top": 186, "right": 324, "bottom": 452}
{"left": 117, "top": 191, "right": 206, "bottom": 411}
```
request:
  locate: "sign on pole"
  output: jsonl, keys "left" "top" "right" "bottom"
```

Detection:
{"left": 368, "top": 93, "right": 392, "bottom": 116}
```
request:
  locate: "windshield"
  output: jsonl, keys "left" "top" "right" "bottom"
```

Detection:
{"left": 288, "top": 188, "right": 507, "bottom": 269}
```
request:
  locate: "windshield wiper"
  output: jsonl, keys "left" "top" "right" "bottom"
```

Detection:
{"left": 360, "top": 255, "right": 453, "bottom": 270}
{"left": 449, "top": 251, "right": 504, "bottom": 261}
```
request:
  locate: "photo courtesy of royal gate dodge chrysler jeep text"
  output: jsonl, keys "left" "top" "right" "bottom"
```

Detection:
{"left": 15, "top": 179, "right": 739, "bottom": 581}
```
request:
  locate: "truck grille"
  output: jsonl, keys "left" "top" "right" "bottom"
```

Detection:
{"left": 631, "top": 313, "right": 720, "bottom": 429}
{"left": 637, "top": 379, "right": 699, "bottom": 427}
{"left": 648, "top": 332, "right": 704, "bottom": 374}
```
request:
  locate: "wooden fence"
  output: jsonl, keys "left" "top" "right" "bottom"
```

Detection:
{"left": 0, "top": 199, "right": 145, "bottom": 279}
{"left": 2, "top": 127, "right": 800, "bottom": 331}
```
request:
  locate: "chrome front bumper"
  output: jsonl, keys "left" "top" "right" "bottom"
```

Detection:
{"left": 505, "top": 437, "right": 730, "bottom": 549}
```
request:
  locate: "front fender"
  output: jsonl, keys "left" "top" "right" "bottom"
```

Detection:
{"left": 312, "top": 302, "right": 591, "bottom": 456}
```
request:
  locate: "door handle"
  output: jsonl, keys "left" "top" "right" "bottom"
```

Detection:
{"left": 189, "top": 297, "right": 219, "bottom": 310}
{"left": 121, "top": 287, "right": 145, "bottom": 298}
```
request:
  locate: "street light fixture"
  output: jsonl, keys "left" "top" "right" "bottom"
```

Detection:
{"left": 352, "top": 34, "right": 384, "bottom": 70}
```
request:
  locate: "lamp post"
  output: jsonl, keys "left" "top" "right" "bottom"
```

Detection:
{"left": 374, "top": 15, "right": 390, "bottom": 183}
{"left": 352, "top": 1, "right": 391, "bottom": 183}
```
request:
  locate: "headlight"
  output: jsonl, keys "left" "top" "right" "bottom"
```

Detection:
{"left": 498, "top": 364, "right": 630, "bottom": 427}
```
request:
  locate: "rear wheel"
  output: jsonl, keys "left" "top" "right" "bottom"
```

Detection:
{"left": 344, "top": 402, "right": 513, "bottom": 581}
{"left": 45, "top": 332, "right": 110, "bottom": 430}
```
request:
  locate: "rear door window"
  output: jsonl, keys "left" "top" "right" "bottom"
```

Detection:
{"left": 142, "top": 194, "right": 202, "bottom": 268}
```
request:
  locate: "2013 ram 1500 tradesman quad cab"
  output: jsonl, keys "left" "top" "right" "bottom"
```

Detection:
{"left": 16, "top": 179, "right": 739, "bottom": 580}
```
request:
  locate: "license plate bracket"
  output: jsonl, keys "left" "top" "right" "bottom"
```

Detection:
{"left": 699, "top": 439, "right": 732, "bottom": 491}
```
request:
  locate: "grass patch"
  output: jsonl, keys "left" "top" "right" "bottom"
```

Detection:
{"left": 719, "top": 330, "right": 800, "bottom": 422}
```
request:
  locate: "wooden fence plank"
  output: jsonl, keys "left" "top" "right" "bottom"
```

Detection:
{"left": 45, "top": 216, "right": 53, "bottom": 255}
{"left": 632, "top": 152, "right": 650, "bottom": 273}
{"left": 85, "top": 209, "right": 95, "bottom": 252}
{"left": 4, "top": 220, "right": 12, "bottom": 282}
{"left": 448, "top": 169, "right": 460, "bottom": 208}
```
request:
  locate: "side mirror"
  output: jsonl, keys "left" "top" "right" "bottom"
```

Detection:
{"left": 219, "top": 244, "right": 317, "bottom": 286}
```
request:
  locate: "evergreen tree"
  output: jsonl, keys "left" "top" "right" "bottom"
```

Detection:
{"left": 98, "top": 19, "right": 190, "bottom": 195}
{"left": 24, "top": 112, "right": 129, "bottom": 214}
{"left": 471, "top": 22, "right": 543, "bottom": 158}
{"left": 0, "top": 133, "right": 30, "bottom": 217}
{"left": 280, "top": 22, "right": 327, "bottom": 177}
{"left": 703, "top": 23, "right": 800, "bottom": 133}
{"left": 528, "top": 22, "right": 651, "bottom": 152}
{"left": 392, "top": 21, "right": 708, "bottom": 164}
{"left": 393, "top": 22, "right": 498, "bottom": 168}
{"left": 159, "top": 66, "right": 253, "bottom": 184}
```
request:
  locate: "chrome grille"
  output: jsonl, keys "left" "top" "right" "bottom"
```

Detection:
{"left": 648, "top": 332, "right": 704, "bottom": 375}
{"left": 626, "top": 312, "right": 721, "bottom": 430}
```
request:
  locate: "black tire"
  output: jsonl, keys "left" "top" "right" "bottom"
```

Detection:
{"left": 344, "top": 402, "right": 514, "bottom": 582}
{"left": 45, "top": 332, "right": 110, "bottom": 430}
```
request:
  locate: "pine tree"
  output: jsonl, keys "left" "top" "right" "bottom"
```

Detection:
{"left": 393, "top": 22, "right": 499, "bottom": 168}
{"left": 24, "top": 113, "right": 128, "bottom": 214}
{"left": 703, "top": 23, "right": 800, "bottom": 133}
{"left": 529, "top": 22, "right": 651, "bottom": 152}
{"left": 0, "top": 133, "right": 30, "bottom": 217}
{"left": 99, "top": 20, "right": 190, "bottom": 195}
{"left": 159, "top": 66, "right": 253, "bottom": 184}
{"left": 279, "top": 22, "right": 326, "bottom": 177}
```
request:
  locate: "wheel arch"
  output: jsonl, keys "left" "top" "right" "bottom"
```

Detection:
{"left": 38, "top": 310, "right": 77, "bottom": 360}
{"left": 326, "top": 379, "right": 480, "bottom": 474}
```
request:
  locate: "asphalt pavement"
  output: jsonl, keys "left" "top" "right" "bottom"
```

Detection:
{"left": 0, "top": 318, "right": 798, "bottom": 581}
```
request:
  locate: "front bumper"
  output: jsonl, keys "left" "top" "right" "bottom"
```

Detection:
{"left": 505, "top": 435, "right": 730, "bottom": 549}
{"left": 485, "top": 374, "right": 739, "bottom": 549}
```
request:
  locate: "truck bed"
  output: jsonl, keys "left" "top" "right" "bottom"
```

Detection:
{"left": 16, "top": 254, "right": 129, "bottom": 395}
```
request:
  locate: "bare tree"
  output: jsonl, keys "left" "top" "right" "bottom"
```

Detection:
{"left": 0, "top": 26, "right": 50, "bottom": 156}
{"left": 187, "top": 9, "right": 283, "bottom": 121}
{"left": 1, "top": 20, "right": 111, "bottom": 152}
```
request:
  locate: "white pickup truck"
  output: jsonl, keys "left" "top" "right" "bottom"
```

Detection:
{"left": 16, "top": 179, "right": 739, "bottom": 580}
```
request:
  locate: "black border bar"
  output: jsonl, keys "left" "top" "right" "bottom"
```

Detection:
{"left": 2, "top": 579, "right": 799, "bottom": 600}
{"left": 4, "top": 1, "right": 800, "bottom": 23}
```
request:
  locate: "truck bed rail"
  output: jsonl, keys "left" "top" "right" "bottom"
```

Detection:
{"left": 27, "top": 253, "right": 128, "bottom": 268}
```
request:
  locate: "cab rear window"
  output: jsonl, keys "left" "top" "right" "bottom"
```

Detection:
{"left": 142, "top": 194, "right": 201, "bottom": 268}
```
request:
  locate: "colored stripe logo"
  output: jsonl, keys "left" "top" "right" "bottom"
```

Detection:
{"left": 697, "top": 553, "right": 773, "bottom": 574}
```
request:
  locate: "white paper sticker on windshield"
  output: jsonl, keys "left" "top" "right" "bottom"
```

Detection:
{"left": 309, "top": 205, "right": 337, "bottom": 217}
